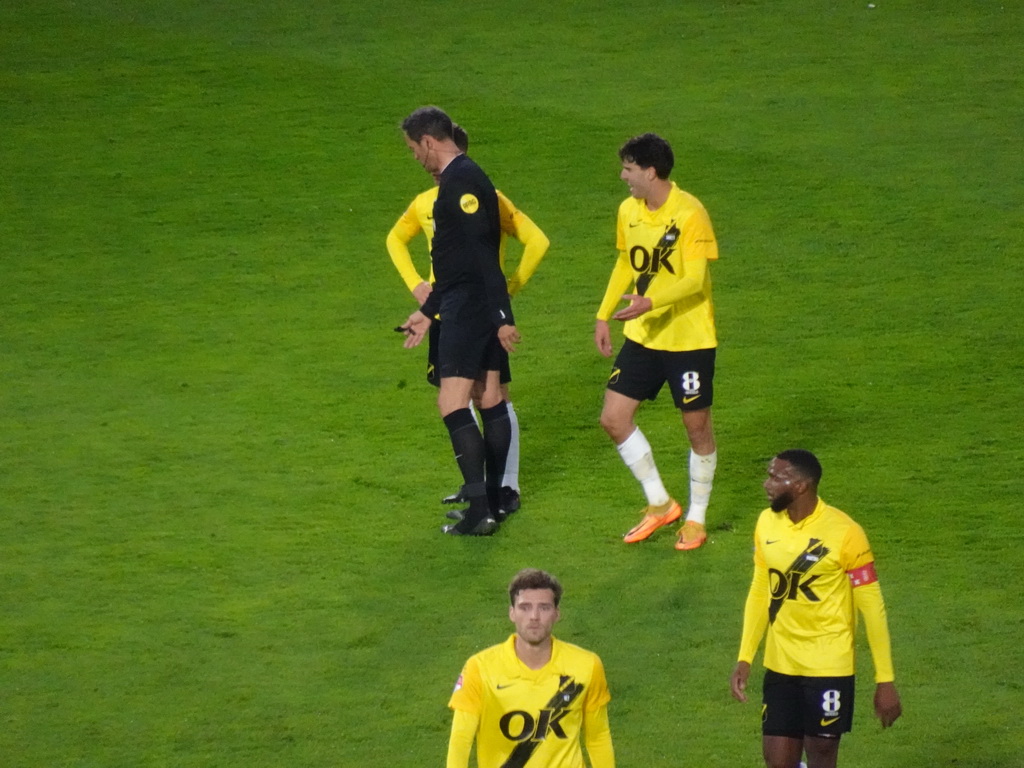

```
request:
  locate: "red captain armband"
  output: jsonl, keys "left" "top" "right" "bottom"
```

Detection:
{"left": 847, "top": 562, "right": 878, "bottom": 587}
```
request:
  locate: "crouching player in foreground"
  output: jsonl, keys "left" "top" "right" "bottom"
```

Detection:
{"left": 730, "top": 450, "right": 902, "bottom": 768}
{"left": 446, "top": 569, "right": 615, "bottom": 768}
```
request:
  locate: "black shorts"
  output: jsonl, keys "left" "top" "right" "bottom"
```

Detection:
{"left": 433, "top": 288, "right": 510, "bottom": 382}
{"left": 606, "top": 339, "right": 715, "bottom": 411}
{"left": 762, "top": 670, "right": 855, "bottom": 739}
{"left": 426, "top": 320, "right": 511, "bottom": 387}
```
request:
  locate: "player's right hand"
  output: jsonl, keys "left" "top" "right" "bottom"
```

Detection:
{"left": 594, "top": 320, "right": 613, "bottom": 358}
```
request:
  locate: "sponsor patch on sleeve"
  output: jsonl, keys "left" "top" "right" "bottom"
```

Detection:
{"left": 452, "top": 674, "right": 464, "bottom": 693}
{"left": 460, "top": 194, "right": 479, "bottom": 213}
{"left": 847, "top": 562, "right": 878, "bottom": 587}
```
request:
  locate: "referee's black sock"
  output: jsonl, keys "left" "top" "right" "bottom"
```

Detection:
{"left": 442, "top": 408, "right": 489, "bottom": 529}
{"left": 479, "top": 402, "right": 511, "bottom": 513}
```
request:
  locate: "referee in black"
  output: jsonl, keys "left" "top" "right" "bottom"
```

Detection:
{"left": 397, "top": 106, "right": 521, "bottom": 536}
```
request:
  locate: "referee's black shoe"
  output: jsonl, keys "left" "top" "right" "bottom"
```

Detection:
{"left": 441, "top": 487, "right": 466, "bottom": 505}
{"left": 442, "top": 515, "right": 499, "bottom": 536}
{"left": 444, "top": 487, "right": 520, "bottom": 522}
{"left": 445, "top": 507, "right": 509, "bottom": 523}
{"left": 446, "top": 488, "right": 520, "bottom": 523}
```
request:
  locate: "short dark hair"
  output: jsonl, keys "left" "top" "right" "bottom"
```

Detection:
{"left": 619, "top": 133, "right": 674, "bottom": 179}
{"left": 509, "top": 568, "right": 563, "bottom": 607}
{"left": 452, "top": 123, "right": 469, "bottom": 153}
{"left": 776, "top": 449, "right": 823, "bottom": 485}
{"left": 401, "top": 106, "right": 454, "bottom": 142}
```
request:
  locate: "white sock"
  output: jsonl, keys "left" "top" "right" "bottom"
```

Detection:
{"left": 502, "top": 401, "right": 520, "bottom": 490}
{"left": 686, "top": 449, "right": 717, "bottom": 525}
{"left": 616, "top": 428, "right": 670, "bottom": 507}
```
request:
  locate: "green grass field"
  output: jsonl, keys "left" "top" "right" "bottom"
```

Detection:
{"left": 3, "top": 1, "right": 1022, "bottom": 766}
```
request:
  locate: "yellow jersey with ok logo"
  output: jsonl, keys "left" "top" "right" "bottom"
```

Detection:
{"left": 748, "top": 498, "right": 876, "bottom": 677}
{"left": 449, "top": 635, "right": 611, "bottom": 768}
{"left": 597, "top": 182, "right": 718, "bottom": 351}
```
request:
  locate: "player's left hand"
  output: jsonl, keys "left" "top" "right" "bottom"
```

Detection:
{"left": 729, "top": 661, "right": 751, "bottom": 703}
{"left": 498, "top": 324, "right": 521, "bottom": 353}
{"left": 612, "top": 294, "right": 653, "bottom": 321}
{"left": 874, "top": 682, "right": 902, "bottom": 727}
{"left": 400, "top": 311, "right": 431, "bottom": 349}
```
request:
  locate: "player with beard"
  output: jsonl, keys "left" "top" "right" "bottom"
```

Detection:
{"left": 730, "top": 450, "right": 902, "bottom": 768}
{"left": 446, "top": 569, "right": 615, "bottom": 768}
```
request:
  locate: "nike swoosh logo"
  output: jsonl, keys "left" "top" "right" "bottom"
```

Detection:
{"left": 682, "top": 395, "right": 700, "bottom": 404}
{"left": 766, "top": 539, "right": 779, "bottom": 545}
{"left": 820, "top": 717, "right": 840, "bottom": 726}
{"left": 629, "top": 222, "right": 641, "bottom": 227}
{"left": 496, "top": 683, "right": 515, "bottom": 689}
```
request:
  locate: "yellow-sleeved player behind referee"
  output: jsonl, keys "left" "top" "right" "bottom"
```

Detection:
{"left": 730, "top": 449, "right": 902, "bottom": 768}
{"left": 386, "top": 123, "right": 549, "bottom": 519}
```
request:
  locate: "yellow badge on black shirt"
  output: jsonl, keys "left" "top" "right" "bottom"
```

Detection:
{"left": 460, "top": 194, "right": 479, "bottom": 213}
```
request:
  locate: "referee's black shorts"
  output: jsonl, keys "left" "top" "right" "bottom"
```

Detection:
{"left": 432, "top": 288, "right": 509, "bottom": 383}
{"left": 427, "top": 320, "right": 511, "bottom": 387}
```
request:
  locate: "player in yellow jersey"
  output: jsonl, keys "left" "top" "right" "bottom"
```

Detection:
{"left": 594, "top": 133, "right": 719, "bottom": 551}
{"left": 730, "top": 450, "right": 902, "bottom": 768}
{"left": 387, "top": 124, "right": 549, "bottom": 519}
{"left": 447, "top": 569, "right": 615, "bottom": 768}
